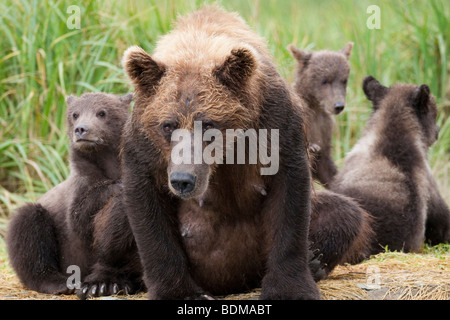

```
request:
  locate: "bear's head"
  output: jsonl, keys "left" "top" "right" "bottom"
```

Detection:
{"left": 66, "top": 93, "right": 132, "bottom": 153}
{"left": 123, "top": 45, "right": 263, "bottom": 199}
{"left": 363, "top": 75, "right": 440, "bottom": 148}
{"left": 289, "top": 42, "right": 353, "bottom": 115}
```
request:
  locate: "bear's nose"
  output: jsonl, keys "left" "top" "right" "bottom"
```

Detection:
{"left": 170, "top": 172, "right": 196, "bottom": 195}
{"left": 333, "top": 102, "right": 345, "bottom": 114}
{"left": 75, "top": 124, "right": 89, "bottom": 138}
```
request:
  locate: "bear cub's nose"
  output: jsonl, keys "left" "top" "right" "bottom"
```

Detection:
{"left": 75, "top": 124, "right": 89, "bottom": 138}
{"left": 333, "top": 102, "right": 345, "bottom": 114}
{"left": 170, "top": 172, "right": 196, "bottom": 195}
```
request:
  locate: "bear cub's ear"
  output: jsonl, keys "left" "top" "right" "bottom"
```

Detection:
{"left": 215, "top": 47, "right": 256, "bottom": 93}
{"left": 339, "top": 42, "right": 354, "bottom": 59}
{"left": 66, "top": 95, "right": 76, "bottom": 105}
{"left": 411, "top": 84, "right": 430, "bottom": 115}
{"left": 362, "top": 75, "right": 388, "bottom": 110}
{"left": 287, "top": 44, "right": 312, "bottom": 71}
{"left": 120, "top": 93, "right": 133, "bottom": 105}
{"left": 122, "top": 46, "right": 165, "bottom": 93}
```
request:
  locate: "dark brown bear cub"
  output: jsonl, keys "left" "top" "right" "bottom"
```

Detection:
{"left": 289, "top": 43, "right": 353, "bottom": 186}
{"left": 309, "top": 190, "right": 373, "bottom": 280}
{"left": 6, "top": 93, "right": 131, "bottom": 294}
{"left": 119, "top": 6, "right": 320, "bottom": 300}
{"left": 330, "top": 76, "right": 450, "bottom": 253}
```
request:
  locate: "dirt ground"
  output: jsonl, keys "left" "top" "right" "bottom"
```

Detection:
{"left": 1, "top": 250, "right": 448, "bottom": 300}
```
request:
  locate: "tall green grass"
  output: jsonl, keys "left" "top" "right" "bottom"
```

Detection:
{"left": 0, "top": 0, "right": 449, "bottom": 237}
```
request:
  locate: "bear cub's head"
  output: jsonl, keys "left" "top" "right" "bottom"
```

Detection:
{"left": 363, "top": 75, "right": 440, "bottom": 148}
{"left": 66, "top": 93, "right": 132, "bottom": 153}
{"left": 289, "top": 42, "right": 353, "bottom": 115}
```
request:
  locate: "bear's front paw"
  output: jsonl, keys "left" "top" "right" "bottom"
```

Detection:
{"left": 260, "top": 272, "right": 321, "bottom": 300}
{"left": 309, "top": 254, "right": 328, "bottom": 282}
{"left": 76, "top": 281, "right": 142, "bottom": 300}
{"left": 308, "top": 143, "right": 321, "bottom": 154}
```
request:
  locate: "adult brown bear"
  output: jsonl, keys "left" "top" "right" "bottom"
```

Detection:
{"left": 78, "top": 6, "right": 373, "bottom": 301}
{"left": 119, "top": 6, "right": 320, "bottom": 300}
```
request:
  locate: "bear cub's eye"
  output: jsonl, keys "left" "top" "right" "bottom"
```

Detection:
{"left": 321, "top": 79, "right": 328, "bottom": 85}
{"left": 73, "top": 113, "right": 79, "bottom": 120}
{"left": 97, "top": 111, "right": 106, "bottom": 118}
{"left": 342, "top": 79, "right": 348, "bottom": 85}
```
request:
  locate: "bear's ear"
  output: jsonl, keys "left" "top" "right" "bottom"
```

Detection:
{"left": 287, "top": 44, "right": 312, "bottom": 71}
{"left": 411, "top": 84, "right": 430, "bottom": 115}
{"left": 122, "top": 46, "right": 165, "bottom": 94}
{"left": 120, "top": 93, "right": 133, "bottom": 105}
{"left": 362, "top": 75, "right": 388, "bottom": 109}
{"left": 66, "top": 95, "right": 76, "bottom": 105}
{"left": 339, "top": 42, "right": 354, "bottom": 59}
{"left": 214, "top": 48, "right": 256, "bottom": 93}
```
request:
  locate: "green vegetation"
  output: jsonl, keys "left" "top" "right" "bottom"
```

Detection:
{"left": 1, "top": 0, "right": 449, "bottom": 238}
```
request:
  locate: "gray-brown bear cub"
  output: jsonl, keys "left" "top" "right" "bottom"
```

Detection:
{"left": 289, "top": 42, "right": 353, "bottom": 186}
{"left": 6, "top": 92, "right": 131, "bottom": 294}
{"left": 330, "top": 76, "right": 450, "bottom": 253}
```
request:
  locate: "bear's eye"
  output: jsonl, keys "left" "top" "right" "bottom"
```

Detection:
{"left": 73, "top": 113, "right": 79, "bottom": 120}
{"left": 162, "top": 122, "right": 177, "bottom": 134}
{"left": 321, "top": 79, "right": 328, "bottom": 85}
{"left": 202, "top": 122, "right": 214, "bottom": 132}
{"left": 342, "top": 79, "right": 348, "bottom": 85}
{"left": 97, "top": 111, "right": 106, "bottom": 118}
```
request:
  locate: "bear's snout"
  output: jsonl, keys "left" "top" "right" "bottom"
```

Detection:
{"left": 75, "top": 124, "right": 89, "bottom": 139}
{"left": 333, "top": 102, "right": 345, "bottom": 114}
{"left": 170, "top": 172, "right": 196, "bottom": 196}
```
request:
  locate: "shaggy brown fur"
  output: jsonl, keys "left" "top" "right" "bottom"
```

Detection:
{"left": 289, "top": 42, "right": 353, "bottom": 186}
{"left": 76, "top": 7, "right": 373, "bottom": 301}
{"left": 330, "top": 76, "right": 450, "bottom": 253}
{"left": 78, "top": 186, "right": 374, "bottom": 297}
{"left": 309, "top": 190, "right": 374, "bottom": 280}
{"left": 6, "top": 93, "right": 131, "bottom": 294}
{"left": 118, "top": 6, "right": 320, "bottom": 300}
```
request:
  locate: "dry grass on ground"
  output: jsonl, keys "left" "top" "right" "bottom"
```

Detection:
{"left": 1, "top": 250, "right": 448, "bottom": 300}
